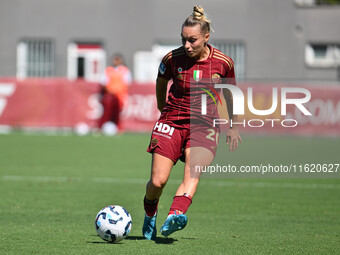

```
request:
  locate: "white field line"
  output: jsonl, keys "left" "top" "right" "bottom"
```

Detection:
{"left": 1, "top": 175, "right": 340, "bottom": 190}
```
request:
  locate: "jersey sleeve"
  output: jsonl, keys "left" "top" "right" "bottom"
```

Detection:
{"left": 157, "top": 52, "right": 172, "bottom": 80}
{"left": 224, "top": 57, "right": 236, "bottom": 86}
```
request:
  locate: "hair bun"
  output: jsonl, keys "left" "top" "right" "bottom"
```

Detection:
{"left": 193, "top": 5, "right": 204, "bottom": 19}
{"left": 183, "top": 5, "right": 212, "bottom": 33}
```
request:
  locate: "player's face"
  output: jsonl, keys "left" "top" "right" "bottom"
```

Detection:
{"left": 181, "top": 25, "right": 209, "bottom": 59}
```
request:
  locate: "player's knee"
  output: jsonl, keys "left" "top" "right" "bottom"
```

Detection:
{"left": 150, "top": 176, "right": 167, "bottom": 190}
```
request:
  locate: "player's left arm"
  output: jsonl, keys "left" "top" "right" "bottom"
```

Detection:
{"left": 223, "top": 63, "right": 242, "bottom": 152}
{"left": 223, "top": 88, "right": 242, "bottom": 152}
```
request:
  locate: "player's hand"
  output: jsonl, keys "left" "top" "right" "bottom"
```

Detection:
{"left": 226, "top": 127, "right": 242, "bottom": 152}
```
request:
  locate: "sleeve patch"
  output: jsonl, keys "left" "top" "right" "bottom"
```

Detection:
{"left": 159, "top": 62, "right": 166, "bottom": 75}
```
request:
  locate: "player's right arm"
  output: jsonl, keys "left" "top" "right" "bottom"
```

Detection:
{"left": 156, "top": 52, "right": 172, "bottom": 112}
{"left": 156, "top": 77, "right": 169, "bottom": 112}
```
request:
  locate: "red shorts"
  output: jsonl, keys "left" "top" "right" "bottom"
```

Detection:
{"left": 147, "top": 120, "right": 219, "bottom": 163}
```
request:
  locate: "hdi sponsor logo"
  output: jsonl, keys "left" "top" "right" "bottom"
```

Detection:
{"left": 153, "top": 122, "right": 175, "bottom": 136}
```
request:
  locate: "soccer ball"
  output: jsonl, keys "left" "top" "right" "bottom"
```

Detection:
{"left": 102, "top": 121, "right": 118, "bottom": 136}
{"left": 95, "top": 205, "right": 132, "bottom": 243}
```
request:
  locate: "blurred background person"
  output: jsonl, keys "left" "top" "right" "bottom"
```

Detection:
{"left": 98, "top": 53, "right": 132, "bottom": 134}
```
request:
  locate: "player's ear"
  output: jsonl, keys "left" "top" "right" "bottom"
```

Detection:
{"left": 204, "top": 32, "right": 210, "bottom": 43}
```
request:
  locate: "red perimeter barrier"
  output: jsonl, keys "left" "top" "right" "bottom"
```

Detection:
{"left": 0, "top": 78, "right": 339, "bottom": 136}
{"left": 0, "top": 78, "right": 100, "bottom": 128}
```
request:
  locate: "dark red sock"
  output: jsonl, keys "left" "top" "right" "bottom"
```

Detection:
{"left": 169, "top": 194, "right": 192, "bottom": 215}
{"left": 144, "top": 196, "right": 158, "bottom": 217}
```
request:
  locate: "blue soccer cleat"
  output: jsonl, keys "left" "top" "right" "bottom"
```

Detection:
{"left": 160, "top": 212, "right": 187, "bottom": 237}
{"left": 142, "top": 213, "right": 157, "bottom": 240}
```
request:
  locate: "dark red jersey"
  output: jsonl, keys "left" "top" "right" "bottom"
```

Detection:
{"left": 157, "top": 44, "right": 235, "bottom": 126}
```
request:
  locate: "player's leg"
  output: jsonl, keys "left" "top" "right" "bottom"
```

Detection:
{"left": 160, "top": 147, "right": 214, "bottom": 237}
{"left": 143, "top": 153, "right": 174, "bottom": 240}
{"left": 174, "top": 124, "right": 219, "bottom": 199}
{"left": 114, "top": 95, "right": 127, "bottom": 133}
{"left": 98, "top": 92, "right": 114, "bottom": 129}
{"left": 110, "top": 95, "right": 120, "bottom": 130}
{"left": 175, "top": 146, "right": 214, "bottom": 198}
{"left": 145, "top": 152, "right": 173, "bottom": 202}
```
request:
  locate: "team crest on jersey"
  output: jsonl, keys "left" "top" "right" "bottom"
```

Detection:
{"left": 212, "top": 73, "right": 221, "bottom": 83}
{"left": 212, "top": 73, "right": 220, "bottom": 79}
{"left": 193, "top": 70, "right": 202, "bottom": 82}
{"left": 150, "top": 138, "right": 158, "bottom": 149}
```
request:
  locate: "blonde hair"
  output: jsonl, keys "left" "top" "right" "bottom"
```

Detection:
{"left": 182, "top": 5, "right": 213, "bottom": 34}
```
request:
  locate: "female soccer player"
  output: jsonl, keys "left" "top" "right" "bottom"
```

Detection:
{"left": 143, "top": 5, "right": 242, "bottom": 240}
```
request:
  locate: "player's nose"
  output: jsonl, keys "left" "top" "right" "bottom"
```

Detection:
{"left": 184, "top": 41, "right": 191, "bottom": 50}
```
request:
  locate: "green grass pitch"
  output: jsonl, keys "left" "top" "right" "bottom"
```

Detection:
{"left": 0, "top": 132, "right": 339, "bottom": 254}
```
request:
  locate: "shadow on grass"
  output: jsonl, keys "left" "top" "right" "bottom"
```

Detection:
{"left": 126, "top": 235, "right": 177, "bottom": 244}
{"left": 155, "top": 237, "right": 177, "bottom": 244}
{"left": 124, "top": 235, "right": 146, "bottom": 241}
{"left": 88, "top": 235, "right": 177, "bottom": 245}
{"left": 86, "top": 241, "right": 123, "bottom": 245}
{"left": 126, "top": 236, "right": 177, "bottom": 244}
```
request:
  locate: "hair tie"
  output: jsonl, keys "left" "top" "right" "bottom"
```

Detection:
{"left": 195, "top": 10, "right": 203, "bottom": 16}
